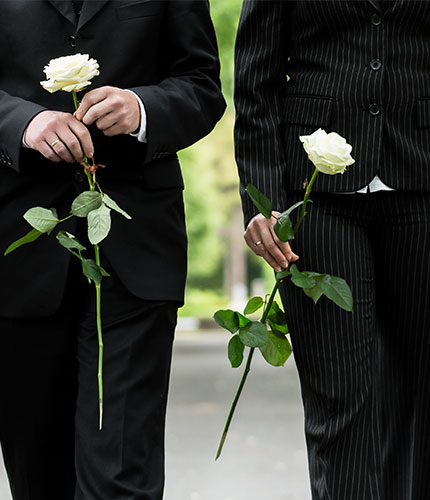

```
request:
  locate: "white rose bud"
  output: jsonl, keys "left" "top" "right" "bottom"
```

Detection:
{"left": 40, "top": 53, "right": 100, "bottom": 93}
{"left": 299, "top": 128, "right": 355, "bottom": 175}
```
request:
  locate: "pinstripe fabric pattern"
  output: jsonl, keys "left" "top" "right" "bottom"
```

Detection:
{"left": 235, "top": 0, "right": 430, "bottom": 223}
{"left": 234, "top": 2, "right": 430, "bottom": 499}
{"left": 279, "top": 191, "right": 430, "bottom": 500}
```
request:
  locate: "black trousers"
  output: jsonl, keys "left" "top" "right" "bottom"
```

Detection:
{"left": 0, "top": 255, "right": 178, "bottom": 500}
{"left": 280, "top": 190, "right": 430, "bottom": 500}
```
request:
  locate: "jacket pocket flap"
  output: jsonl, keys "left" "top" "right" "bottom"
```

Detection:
{"left": 142, "top": 159, "right": 184, "bottom": 190}
{"left": 283, "top": 96, "right": 334, "bottom": 127}
{"left": 416, "top": 99, "right": 430, "bottom": 128}
{"left": 116, "top": 1, "right": 161, "bottom": 21}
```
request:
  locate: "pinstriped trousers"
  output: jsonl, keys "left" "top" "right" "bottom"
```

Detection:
{"left": 280, "top": 191, "right": 430, "bottom": 500}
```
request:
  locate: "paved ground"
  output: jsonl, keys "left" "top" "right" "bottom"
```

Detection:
{"left": 0, "top": 331, "right": 311, "bottom": 500}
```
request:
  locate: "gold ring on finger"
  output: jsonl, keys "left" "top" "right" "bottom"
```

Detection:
{"left": 50, "top": 139, "right": 60, "bottom": 148}
{"left": 254, "top": 240, "right": 263, "bottom": 246}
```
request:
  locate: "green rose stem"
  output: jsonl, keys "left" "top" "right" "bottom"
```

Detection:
{"left": 72, "top": 90, "right": 97, "bottom": 187}
{"left": 72, "top": 89, "right": 104, "bottom": 430}
{"left": 215, "top": 167, "right": 319, "bottom": 460}
{"left": 215, "top": 281, "right": 279, "bottom": 460}
{"left": 94, "top": 243, "right": 104, "bottom": 430}
{"left": 293, "top": 168, "right": 319, "bottom": 234}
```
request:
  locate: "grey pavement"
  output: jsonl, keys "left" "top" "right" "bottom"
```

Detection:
{"left": 0, "top": 331, "right": 311, "bottom": 500}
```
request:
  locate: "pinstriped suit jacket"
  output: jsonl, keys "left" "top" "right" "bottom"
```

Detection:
{"left": 235, "top": 0, "right": 430, "bottom": 223}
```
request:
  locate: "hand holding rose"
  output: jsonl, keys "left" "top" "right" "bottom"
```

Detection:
{"left": 30, "top": 54, "right": 140, "bottom": 167}
{"left": 74, "top": 86, "right": 141, "bottom": 137}
{"left": 246, "top": 129, "right": 354, "bottom": 271}
{"left": 24, "top": 110, "right": 94, "bottom": 163}
{"left": 245, "top": 212, "right": 299, "bottom": 272}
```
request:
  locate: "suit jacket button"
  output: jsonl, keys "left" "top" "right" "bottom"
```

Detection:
{"left": 69, "top": 35, "right": 76, "bottom": 48}
{"left": 369, "top": 103, "right": 380, "bottom": 116}
{"left": 370, "top": 58, "right": 382, "bottom": 71}
{"left": 371, "top": 14, "right": 382, "bottom": 26}
{"left": 74, "top": 169, "right": 85, "bottom": 182}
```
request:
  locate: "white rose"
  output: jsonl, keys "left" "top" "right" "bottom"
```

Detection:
{"left": 299, "top": 128, "right": 355, "bottom": 175}
{"left": 40, "top": 53, "right": 100, "bottom": 93}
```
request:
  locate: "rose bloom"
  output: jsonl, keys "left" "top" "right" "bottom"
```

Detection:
{"left": 40, "top": 53, "right": 99, "bottom": 93}
{"left": 299, "top": 128, "right": 355, "bottom": 175}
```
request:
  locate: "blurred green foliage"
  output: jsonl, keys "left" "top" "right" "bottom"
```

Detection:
{"left": 179, "top": 0, "right": 266, "bottom": 318}
{"left": 209, "top": 0, "right": 243, "bottom": 106}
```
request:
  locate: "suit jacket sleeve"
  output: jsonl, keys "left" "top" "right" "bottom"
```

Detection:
{"left": 234, "top": 0, "right": 289, "bottom": 225}
{"left": 130, "top": 0, "right": 226, "bottom": 164}
{"left": 0, "top": 91, "right": 46, "bottom": 173}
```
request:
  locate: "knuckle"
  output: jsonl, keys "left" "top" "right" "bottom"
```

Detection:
{"left": 113, "top": 96, "right": 123, "bottom": 108}
{"left": 255, "top": 218, "right": 265, "bottom": 228}
{"left": 68, "top": 136, "right": 79, "bottom": 148}
{"left": 84, "top": 93, "right": 95, "bottom": 106}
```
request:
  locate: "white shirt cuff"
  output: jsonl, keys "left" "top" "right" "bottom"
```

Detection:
{"left": 124, "top": 89, "right": 147, "bottom": 143}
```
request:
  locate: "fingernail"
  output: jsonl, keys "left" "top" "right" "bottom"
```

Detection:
{"left": 89, "top": 151, "right": 94, "bottom": 158}
{"left": 282, "top": 261, "right": 288, "bottom": 268}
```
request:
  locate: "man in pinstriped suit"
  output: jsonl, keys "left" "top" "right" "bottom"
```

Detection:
{"left": 235, "top": 1, "right": 430, "bottom": 499}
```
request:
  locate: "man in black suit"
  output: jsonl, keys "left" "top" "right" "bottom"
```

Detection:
{"left": 235, "top": 1, "right": 430, "bottom": 499}
{"left": 0, "top": 1, "right": 225, "bottom": 499}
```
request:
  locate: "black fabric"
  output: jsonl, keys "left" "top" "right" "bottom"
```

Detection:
{"left": 72, "top": 0, "right": 83, "bottom": 15}
{"left": 0, "top": 0, "right": 225, "bottom": 317}
{"left": 235, "top": 2, "right": 430, "bottom": 499}
{"left": 279, "top": 190, "right": 430, "bottom": 500}
{"left": 235, "top": 0, "right": 430, "bottom": 222}
{"left": 0, "top": 252, "right": 179, "bottom": 500}
{"left": 0, "top": 1, "right": 224, "bottom": 498}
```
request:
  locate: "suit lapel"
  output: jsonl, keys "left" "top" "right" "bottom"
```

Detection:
{"left": 368, "top": 0, "right": 381, "bottom": 11}
{"left": 47, "top": 0, "right": 78, "bottom": 25}
{"left": 77, "top": 0, "right": 109, "bottom": 32}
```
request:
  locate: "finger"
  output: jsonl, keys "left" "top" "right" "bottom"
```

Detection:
{"left": 57, "top": 129, "right": 86, "bottom": 163}
{"left": 244, "top": 230, "right": 282, "bottom": 271}
{"left": 258, "top": 225, "right": 289, "bottom": 269}
{"left": 100, "top": 122, "right": 123, "bottom": 137}
{"left": 75, "top": 87, "right": 108, "bottom": 122}
{"left": 260, "top": 248, "right": 283, "bottom": 272}
{"left": 93, "top": 112, "right": 118, "bottom": 132}
{"left": 48, "top": 137, "right": 74, "bottom": 163}
{"left": 69, "top": 119, "right": 94, "bottom": 158}
{"left": 269, "top": 224, "right": 299, "bottom": 263}
{"left": 244, "top": 225, "right": 264, "bottom": 254}
{"left": 81, "top": 101, "right": 112, "bottom": 127}
{"left": 39, "top": 141, "right": 62, "bottom": 162}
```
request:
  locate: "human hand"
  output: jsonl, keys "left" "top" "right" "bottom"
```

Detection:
{"left": 24, "top": 110, "right": 94, "bottom": 163}
{"left": 74, "top": 86, "right": 141, "bottom": 137}
{"left": 244, "top": 212, "right": 299, "bottom": 272}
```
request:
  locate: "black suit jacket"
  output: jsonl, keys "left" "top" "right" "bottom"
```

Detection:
{"left": 235, "top": 0, "right": 430, "bottom": 224}
{"left": 0, "top": 0, "right": 226, "bottom": 317}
